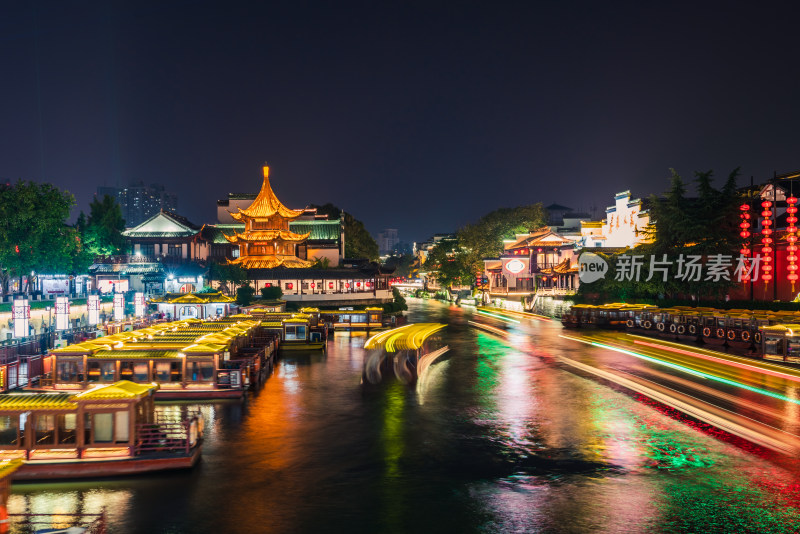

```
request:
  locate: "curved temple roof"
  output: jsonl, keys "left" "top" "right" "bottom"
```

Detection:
{"left": 223, "top": 229, "right": 310, "bottom": 244}
{"left": 230, "top": 165, "right": 305, "bottom": 220}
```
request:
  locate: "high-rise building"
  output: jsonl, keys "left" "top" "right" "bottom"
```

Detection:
{"left": 97, "top": 182, "right": 178, "bottom": 227}
{"left": 378, "top": 228, "right": 399, "bottom": 255}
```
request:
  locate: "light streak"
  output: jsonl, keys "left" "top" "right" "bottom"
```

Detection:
{"left": 476, "top": 310, "right": 520, "bottom": 324}
{"left": 467, "top": 320, "right": 509, "bottom": 337}
{"left": 631, "top": 339, "right": 800, "bottom": 384}
{"left": 560, "top": 334, "right": 800, "bottom": 406}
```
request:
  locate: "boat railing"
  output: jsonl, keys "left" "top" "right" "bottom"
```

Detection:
{"left": 8, "top": 510, "right": 106, "bottom": 533}
{"left": 135, "top": 416, "right": 200, "bottom": 456}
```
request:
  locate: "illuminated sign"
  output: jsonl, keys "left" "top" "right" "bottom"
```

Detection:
{"left": 55, "top": 297, "right": 70, "bottom": 331}
{"left": 134, "top": 292, "right": 145, "bottom": 317}
{"left": 88, "top": 295, "right": 100, "bottom": 326}
{"left": 113, "top": 293, "right": 125, "bottom": 321}
{"left": 178, "top": 277, "right": 196, "bottom": 283}
{"left": 505, "top": 259, "right": 526, "bottom": 274}
{"left": 12, "top": 299, "right": 29, "bottom": 338}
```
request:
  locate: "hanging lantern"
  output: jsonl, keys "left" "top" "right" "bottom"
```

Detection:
{"left": 788, "top": 197, "right": 799, "bottom": 290}
{"left": 740, "top": 203, "right": 751, "bottom": 281}
{"left": 762, "top": 200, "right": 773, "bottom": 283}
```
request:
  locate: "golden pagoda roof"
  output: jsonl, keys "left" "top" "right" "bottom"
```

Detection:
{"left": 223, "top": 229, "right": 310, "bottom": 244}
{"left": 230, "top": 165, "right": 305, "bottom": 220}
{"left": 227, "top": 255, "right": 314, "bottom": 269}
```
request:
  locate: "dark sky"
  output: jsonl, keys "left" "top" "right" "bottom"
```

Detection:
{"left": 2, "top": 1, "right": 800, "bottom": 243}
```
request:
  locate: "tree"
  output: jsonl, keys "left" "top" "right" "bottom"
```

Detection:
{"left": 0, "top": 181, "right": 81, "bottom": 294}
{"left": 236, "top": 284, "right": 255, "bottom": 306}
{"left": 309, "top": 203, "right": 379, "bottom": 260}
{"left": 458, "top": 204, "right": 548, "bottom": 275}
{"left": 80, "top": 194, "right": 126, "bottom": 257}
{"left": 209, "top": 263, "right": 248, "bottom": 295}
{"left": 260, "top": 286, "right": 283, "bottom": 300}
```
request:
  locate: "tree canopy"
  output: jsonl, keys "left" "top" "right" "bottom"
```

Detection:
{"left": 78, "top": 194, "right": 126, "bottom": 257}
{"left": 0, "top": 181, "right": 84, "bottom": 293}
{"left": 581, "top": 167, "right": 743, "bottom": 302}
{"left": 309, "top": 203, "right": 379, "bottom": 260}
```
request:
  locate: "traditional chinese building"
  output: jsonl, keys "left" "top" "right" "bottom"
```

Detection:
{"left": 579, "top": 191, "right": 653, "bottom": 249}
{"left": 483, "top": 227, "right": 578, "bottom": 300}
{"left": 223, "top": 165, "right": 314, "bottom": 269}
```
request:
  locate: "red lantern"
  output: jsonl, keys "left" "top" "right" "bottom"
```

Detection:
{"left": 788, "top": 195, "right": 799, "bottom": 291}
{"left": 286, "top": 283, "right": 293, "bottom": 290}
{"left": 761, "top": 199, "right": 773, "bottom": 286}
{"left": 345, "top": 283, "right": 350, "bottom": 289}
{"left": 739, "top": 202, "right": 752, "bottom": 282}
{"left": 311, "top": 283, "right": 316, "bottom": 289}
{"left": 329, "top": 282, "right": 334, "bottom": 289}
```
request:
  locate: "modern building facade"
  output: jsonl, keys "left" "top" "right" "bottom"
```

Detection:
{"left": 97, "top": 182, "right": 178, "bottom": 227}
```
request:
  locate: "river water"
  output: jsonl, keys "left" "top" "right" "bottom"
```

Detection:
{"left": 9, "top": 299, "right": 800, "bottom": 533}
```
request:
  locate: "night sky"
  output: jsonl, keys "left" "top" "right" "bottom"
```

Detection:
{"left": 3, "top": 1, "right": 800, "bottom": 243}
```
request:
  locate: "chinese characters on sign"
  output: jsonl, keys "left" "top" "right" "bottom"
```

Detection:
{"left": 612, "top": 254, "right": 762, "bottom": 283}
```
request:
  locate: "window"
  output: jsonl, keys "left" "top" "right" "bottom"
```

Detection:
{"left": 132, "top": 362, "right": 149, "bottom": 382}
{"left": 155, "top": 362, "right": 171, "bottom": 382}
{"left": 120, "top": 362, "right": 134, "bottom": 381}
{"left": 115, "top": 411, "right": 130, "bottom": 443}
{"left": 0, "top": 415, "right": 18, "bottom": 446}
{"left": 35, "top": 414, "right": 55, "bottom": 445}
{"left": 285, "top": 325, "right": 307, "bottom": 341}
{"left": 167, "top": 244, "right": 182, "bottom": 257}
{"left": 188, "top": 360, "right": 214, "bottom": 382}
{"left": 170, "top": 361, "right": 182, "bottom": 382}
{"left": 87, "top": 361, "right": 115, "bottom": 383}
{"left": 139, "top": 243, "right": 155, "bottom": 257}
{"left": 58, "top": 414, "right": 76, "bottom": 444}
{"left": 57, "top": 360, "right": 83, "bottom": 383}
{"left": 94, "top": 413, "right": 113, "bottom": 443}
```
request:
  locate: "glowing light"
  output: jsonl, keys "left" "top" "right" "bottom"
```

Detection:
{"left": 475, "top": 310, "right": 521, "bottom": 324}
{"left": 560, "top": 334, "right": 800, "bottom": 405}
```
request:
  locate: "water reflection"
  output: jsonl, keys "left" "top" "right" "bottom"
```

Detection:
{"left": 6, "top": 299, "right": 800, "bottom": 533}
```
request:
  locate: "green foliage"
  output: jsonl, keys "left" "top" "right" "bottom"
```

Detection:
{"left": 236, "top": 284, "right": 255, "bottom": 306}
{"left": 383, "top": 254, "right": 417, "bottom": 278}
{"left": 426, "top": 238, "right": 475, "bottom": 289}
{"left": 423, "top": 203, "right": 547, "bottom": 290}
{"left": 209, "top": 263, "right": 248, "bottom": 295}
{"left": 309, "top": 203, "right": 378, "bottom": 260}
{"left": 312, "top": 256, "right": 331, "bottom": 269}
{"left": 260, "top": 286, "right": 283, "bottom": 300}
{"left": 79, "top": 195, "right": 126, "bottom": 257}
{"left": 0, "top": 181, "right": 83, "bottom": 293}
{"left": 383, "top": 287, "right": 408, "bottom": 314}
{"left": 343, "top": 213, "right": 379, "bottom": 260}
{"left": 582, "top": 168, "right": 743, "bottom": 302}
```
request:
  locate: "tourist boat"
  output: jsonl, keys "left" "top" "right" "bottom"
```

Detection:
{"left": 759, "top": 323, "right": 800, "bottom": 362}
{"left": 41, "top": 317, "right": 277, "bottom": 399}
{"left": 319, "top": 307, "right": 385, "bottom": 331}
{"left": 0, "top": 381, "right": 203, "bottom": 480}
{"left": 560, "top": 304, "right": 594, "bottom": 328}
{"left": 255, "top": 310, "right": 328, "bottom": 351}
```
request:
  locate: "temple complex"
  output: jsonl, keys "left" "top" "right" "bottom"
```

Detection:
{"left": 222, "top": 165, "right": 314, "bottom": 269}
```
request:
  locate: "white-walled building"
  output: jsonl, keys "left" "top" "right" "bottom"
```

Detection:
{"left": 579, "top": 191, "right": 652, "bottom": 249}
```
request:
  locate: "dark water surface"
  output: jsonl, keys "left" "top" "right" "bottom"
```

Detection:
{"left": 9, "top": 299, "right": 800, "bottom": 533}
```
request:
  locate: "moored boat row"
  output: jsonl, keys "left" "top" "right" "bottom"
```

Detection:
{"left": 562, "top": 303, "right": 800, "bottom": 360}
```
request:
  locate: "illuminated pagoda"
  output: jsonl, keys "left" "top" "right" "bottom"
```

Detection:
{"left": 224, "top": 165, "right": 314, "bottom": 269}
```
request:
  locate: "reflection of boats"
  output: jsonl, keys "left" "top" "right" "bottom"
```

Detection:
{"left": 362, "top": 323, "right": 448, "bottom": 385}
{"left": 0, "top": 459, "right": 107, "bottom": 532}
{"left": 0, "top": 381, "right": 203, "bottom": 480}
